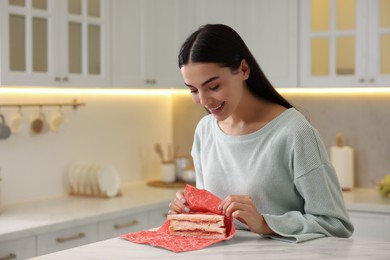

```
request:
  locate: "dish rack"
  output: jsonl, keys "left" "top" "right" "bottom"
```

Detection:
{"left": 66, "top": 163, "right": 121, "bottom": 199}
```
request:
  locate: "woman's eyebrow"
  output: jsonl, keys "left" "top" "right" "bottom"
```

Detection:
{"left": 184, "top": 76, "right": 220, "bottom": 88}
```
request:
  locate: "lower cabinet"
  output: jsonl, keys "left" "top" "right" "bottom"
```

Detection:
{"left": 98, "top": 212, "right": 148, "bottom": 240}
{"left": 148, "top": 206, "right": 169, "bottom": 229}
{"left": 348, "top": 211, "right": 390, "bottom": 240}
{"left": 36, "top": 223, "right": 98, "bottom": 256}
{"left": 0, "top": 236, "right": 36, "bottom": 260}
{"left": 2, "top": 205, "right": 170, "bottom": 258}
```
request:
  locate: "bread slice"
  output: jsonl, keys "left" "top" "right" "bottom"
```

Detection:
{"left": 167, "top": 213, "right": 226, "bottom": 239}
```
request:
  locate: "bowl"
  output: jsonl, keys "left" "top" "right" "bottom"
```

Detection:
{"left": 181, "top": 168, "right": 195, "bottom": 183}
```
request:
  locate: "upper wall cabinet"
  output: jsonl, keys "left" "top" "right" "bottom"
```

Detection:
{"left": 112, "top": 0, "right": 298, "bottom": 89}
{"left": 184, "top": 0, "right": 298, "bottom": 88}
{"left": 0, "top": 0, "right": 110, "bottom": 87}
{"left": 243, "top": 0, "right": 298, "bottom": 88}
{"left": 300, "top": 0, "right": 390, "bottom": 87}
{"left": 111, "top": 0, "right": 185, "bottom": 88}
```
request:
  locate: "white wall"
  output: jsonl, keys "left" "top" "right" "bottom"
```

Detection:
{"left": 0, "top": 91, "right": 173, "bottom": 205}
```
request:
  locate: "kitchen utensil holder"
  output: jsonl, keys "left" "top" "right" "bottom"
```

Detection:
{"left": 0, "top": 98, "right": 85, "bottom": 110}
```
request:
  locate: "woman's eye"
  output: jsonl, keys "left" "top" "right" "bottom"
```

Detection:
{"left": 189, "top": 89, "right": 198, "bottom": 94}
{"left": 209, "top": 85, "right": 220, "bottom": 91}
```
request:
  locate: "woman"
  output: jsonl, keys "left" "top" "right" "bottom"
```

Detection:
{"left": 169, "top": 24, "right": 353, "bottom": 242}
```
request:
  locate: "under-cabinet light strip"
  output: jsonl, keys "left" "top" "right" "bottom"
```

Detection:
{"left": 1, "top": 87, "right": 390, "bottom": 95}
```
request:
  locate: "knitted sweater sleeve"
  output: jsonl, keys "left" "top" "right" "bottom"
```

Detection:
{"left": 262, "top": 127, "right": 354, "bottom": 243}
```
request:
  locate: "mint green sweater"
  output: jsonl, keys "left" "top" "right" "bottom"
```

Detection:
{"left": 191, "top": 108, "right": 354, "bottom": 242}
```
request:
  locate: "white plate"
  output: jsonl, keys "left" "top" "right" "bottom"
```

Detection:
{"left": 97, "top": 165, "right": 120, "bottom": 197}
{"left": 87, "top": 164, "right": 100, "bottom": 196}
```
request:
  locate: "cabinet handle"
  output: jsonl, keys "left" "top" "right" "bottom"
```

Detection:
{"left": 114, "top": 220, "right": 139, "bottom": 229}
{"left": 145, "top": 79, "right": 156, "bottom": 84}
{"left": 55, "top": 76, "right": 61, "bottom": 81}
{"left": 162, "top": 213, "right": 168, "bottom": 218}
{"left": 62, "top": 77, "right": 69, "bottom": 82}
{"left": 0, "top": 254, "right": 16, "bottom": 260}
{"left": 359, "top": 78, "right": 365, "bottom": 83}
{"left": 369, "top": 78, "right": 375, "bottom": 83}
{"left": 56, "top": 232, "right": 86, "bottom": 243}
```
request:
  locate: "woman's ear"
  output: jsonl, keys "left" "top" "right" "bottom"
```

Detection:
{"left": 240, "top": 59, "right": 250, "bottom": 80}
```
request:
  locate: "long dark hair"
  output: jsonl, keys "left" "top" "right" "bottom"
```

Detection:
{"left": 178, "top": 24, "right": 293, "bottom": 109}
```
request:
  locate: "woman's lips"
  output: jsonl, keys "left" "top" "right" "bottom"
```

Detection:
{"left": 207, "top": 102, "right": 225, "bottom": 114}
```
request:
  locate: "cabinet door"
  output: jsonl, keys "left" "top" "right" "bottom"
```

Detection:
{"left": 37, "top": 223, "right": 98, "bottom": 256}
{"left": 98, "top": 212, "right": 148, "bottom": 240}
{"left": 57, "top": 0, "right": 110, "bottom": 87}
{"left": 111, "top": 0, "right": 144, "bottom": 87}
{"left": 192, "top": 0, "right": 244, "bottom": 35}
{"left": 0, "top": 0, "right": 58, "bottom": 86}
{"left": 348, "top": 211, "right": 390, "bottom": 240}
{"left": 300, "top": 0, "right": 366, "bottom": 87}
{"left": 148, "top": 206, "right": 169, "bottom": 229}
{"left": 0, "top": 236, "right": 36, "bottom": 260}
{"left": 243, "top": 0, "right": 298, "bottom": 88}
{"left": 366, "top": 0, "right": 390, "bottom": 86}
{"left": 111, "top": 0, "right": 184, "bottom": 88}
{"left": 142, "top": 0, "right": 183, "bottom": 88}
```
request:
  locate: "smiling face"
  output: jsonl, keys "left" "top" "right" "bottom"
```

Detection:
{"left": 181, "top": 61, "right": 249, "bottom": 121}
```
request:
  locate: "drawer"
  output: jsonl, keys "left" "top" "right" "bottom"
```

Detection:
{"left": 349, "top": 211, "right": 390, "bottom": 240}
{"left": 98, "top": 212, "right": 148, "bottom": 240}
{"left": 0, "top": 236, "right": 36, "bottom": 260}
{"left": 148, "top": 206, "right": 168, "bottom": 229}
{"left": 37, "top": 223, "right": 98, "bottom": 256}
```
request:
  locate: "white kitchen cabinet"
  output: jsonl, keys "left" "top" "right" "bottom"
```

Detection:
{"left": 98, "top": 212, "right": 148, "bottom": 240}
{"left": 348, "top": 211, "right": 390, "bottom": 240}
{"left": 300, "top": 0, "right": 390, "bottom": 87}
{"left": 112, "top": 0, "right": 298, "bottom": 89}
{"left": 111, "top": 0, "right": 184, "bottom": 88}
{"left": 0, "top": 236, "right": 36, "bottom": 260}
{"left": 0, "top": 0, "right": 110, "bottom": 87}
{"left": 148, "top": 206, "right": 169, "bottom": 229}
{"left": 36, "top": 223, "right": 98, "bottom": 256}
{"left": 243, "top": 0, "right": 298, "bottom": 88}
{"left": 180, "top": 0, "right": 298, "bottom": 88}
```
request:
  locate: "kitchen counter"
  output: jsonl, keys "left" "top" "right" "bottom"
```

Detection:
{"left": 0, "top": 183, "right": 389, "bottom": 243}
{"left": 0, "top": 182, "right": 178, "bottom": 243}
{"left": 31, "top": 230, "right": 390, "bottom": 260}
{"left": 342, "top": 188, "right": 390, "bottom": 213}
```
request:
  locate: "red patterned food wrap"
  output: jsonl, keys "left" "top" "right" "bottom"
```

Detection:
{"left": 120, "top": 185, "right": 236, "bottom": 252}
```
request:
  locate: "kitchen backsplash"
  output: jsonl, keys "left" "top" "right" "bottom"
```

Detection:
{"left": 172, "top": 92, "right": 390, "bottom": 188}
{"left": 1, "top": 90, "right": 389, "bottom": 206}
{"left": 0, "top": 92, "right": 173, "bottom": 205}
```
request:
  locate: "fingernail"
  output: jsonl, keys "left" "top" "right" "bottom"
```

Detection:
{"left": 184, "top": 207, "right": 190, "bottom": 212}
{"left": 180, "top": 198, "right": 186, "bottom": 204}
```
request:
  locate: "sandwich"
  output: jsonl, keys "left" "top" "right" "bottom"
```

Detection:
{"left": 167, "top": 213, "right": 226, "bottom": 239}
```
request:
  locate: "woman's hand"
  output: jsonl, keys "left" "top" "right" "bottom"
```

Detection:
{"left": 168, "top": 191, "right": 191, "bottom": 214}
{"left": 218, "top": 195, "right": 275, "bottom": 235}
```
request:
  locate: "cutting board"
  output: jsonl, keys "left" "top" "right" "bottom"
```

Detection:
{"left": 147, "top": 180, "right": 194, "bottom": 189}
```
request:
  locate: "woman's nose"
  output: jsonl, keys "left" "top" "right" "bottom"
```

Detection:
{"left": 198, "top": 91, "right": 211, "bottom": 106}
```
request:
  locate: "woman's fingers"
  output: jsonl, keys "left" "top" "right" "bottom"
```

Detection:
{"left": 218, "top": 195, "right": 253, "bottom": 215}
{"left": 168, "top": 191, "right": 190, "bottom": 214}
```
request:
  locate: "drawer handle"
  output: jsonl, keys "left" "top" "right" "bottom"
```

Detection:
{"left": 162, "top": 213, "right": 168, "bottom": 218}
{"left": 0, "top": 254, "right": 16, "bottom": 260}
{"left": 114, "top": 220, "right": 139, "bottom": 229}
{"left": 56, "top": 232, "right": 86, "bottom": 243}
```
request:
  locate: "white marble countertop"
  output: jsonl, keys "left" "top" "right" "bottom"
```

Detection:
{"left": 1, "top": 183, "right": 389, "bottom": 243}
{"left": 30, "top": 230, "right": 390, "bottom": 260}
{"left": 0, "top": 182, "right": 178, "bottom": 243}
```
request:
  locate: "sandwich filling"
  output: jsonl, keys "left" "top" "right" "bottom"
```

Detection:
{"left": 167, "top": 213, "right": 226, "bottom": 239}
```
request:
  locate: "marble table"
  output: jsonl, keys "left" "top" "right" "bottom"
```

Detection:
{"left": 31, "top": 230, "right": 390, "bottom": 260}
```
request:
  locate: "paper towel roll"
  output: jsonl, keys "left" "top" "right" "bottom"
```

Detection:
{"left": 330, "top": 146, "right": 354, "bottom": 190}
